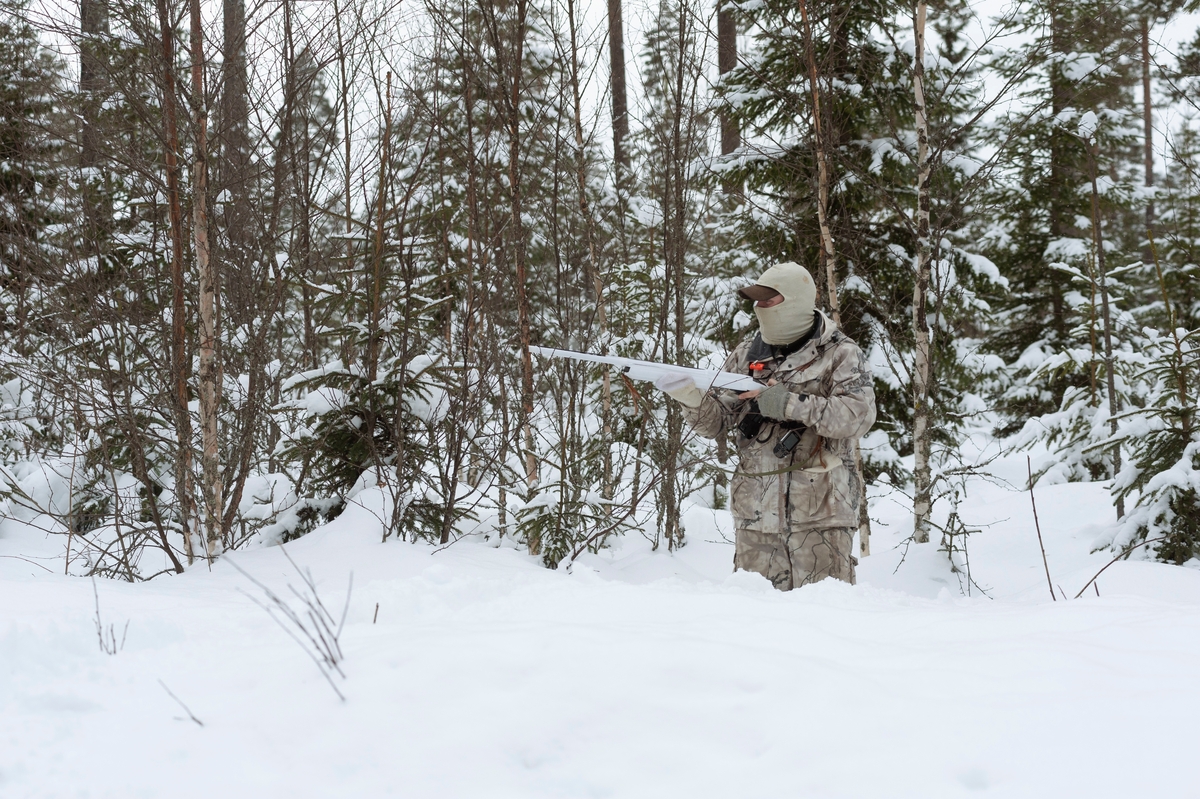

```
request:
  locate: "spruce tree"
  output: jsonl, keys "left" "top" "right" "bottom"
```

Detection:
{"left": 985, "top": 0, "right": 1146, "bottom": 437}
{"left": 0, "top": 5, "right": 61, "bottom": 355}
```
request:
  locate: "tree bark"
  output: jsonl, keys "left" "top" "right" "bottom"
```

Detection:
{"left": 911, "top": 1, "right": 933, "bottom": 545}
{"left": 1047, "top": 1, "right": 1071, "bottom": 342}
{"left": 156, "top": 0, "right": 195, "bottom": 568}
{"left": 220, "top": 0, "right": 250, "bottom": 268}
{"left": 80, "top": 0, "right": 109, "bottom": 252}
{"left": 607, "top": 0, "right": 629, "bottom": 173}
{"left": 718, "top": 0, "right": 739, "bottom": 194}
{"left": 221, "top": 0, "right": 249, "bottom": 177}
{"left": 217, "top": 0, "right": 252, "bottom": 337}
{"left": 191, "top": 0, "right": 223, "bottom": 558}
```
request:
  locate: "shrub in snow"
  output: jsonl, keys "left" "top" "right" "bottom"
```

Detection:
{"left": 275, "top": 350, "right": 450, "bottom": 542}
{"left": 1111, "top": 326, "right": 1200, "bottom": 563}
{"left": 1014, "top": 331, "right": 1144, "bottom": 486}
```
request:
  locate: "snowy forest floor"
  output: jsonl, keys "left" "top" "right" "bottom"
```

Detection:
{"left": 4, "top": 438, "right": 1200, "bottom": 798}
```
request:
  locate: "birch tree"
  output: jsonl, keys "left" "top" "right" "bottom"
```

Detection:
{"left": 189, "top": 0, "right": 222, "bottom": 557}
{"left": 910, "top": 0, "right": 933, "bottom": 543}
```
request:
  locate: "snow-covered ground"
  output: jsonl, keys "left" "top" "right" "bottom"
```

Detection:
{"left": 4, "top": 441, "right": 1200, "bottom": 798}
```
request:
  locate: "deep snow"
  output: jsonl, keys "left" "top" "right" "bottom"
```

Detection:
{"left": 3, "top": 441, "right": 1200, "bottom": 798}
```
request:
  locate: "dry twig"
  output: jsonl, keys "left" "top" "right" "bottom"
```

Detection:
{"left": 92, "top": 578, "right": 128, "bottom": 655}
{"left": 158, "top": 680, "right": 204, "bottom": 727}
{"left": 1074, "top": 536, "right": 1170, "bottom": 599}
{"left": 1027, "top": 457, "right": 1056, "bottom": 601}
{"left": 229, "top": 547, "right": 352, "bottom": 701}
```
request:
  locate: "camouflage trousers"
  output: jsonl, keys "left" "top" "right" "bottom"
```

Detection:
{"left": 734, "top": 527, "right": 856, "bottom": 591}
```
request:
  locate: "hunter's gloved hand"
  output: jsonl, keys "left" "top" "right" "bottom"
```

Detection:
{"left": 655, "top": 372, "right": 703, "bottom": 408}
{"left": 755, "top": 382, "right": 794, "bottom": 419}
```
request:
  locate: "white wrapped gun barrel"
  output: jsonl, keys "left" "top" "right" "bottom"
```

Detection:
{"left": 529, "top": 346, "right": 761, "bottom": 393}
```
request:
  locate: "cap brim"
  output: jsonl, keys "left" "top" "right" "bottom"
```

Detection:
{"left": 737, "top": 284, "right": 782, "bottom": 302}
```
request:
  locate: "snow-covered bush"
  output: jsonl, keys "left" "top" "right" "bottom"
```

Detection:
{"left": 275, "top": 342, "right": 451, "bottom": 543}
{"left": 1111, "top": 325, "right": 1200, "bottom": 563}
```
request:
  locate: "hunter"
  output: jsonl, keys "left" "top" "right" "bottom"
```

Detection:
{"left": 656, "top": 262, "right": 876, "bottom": 590}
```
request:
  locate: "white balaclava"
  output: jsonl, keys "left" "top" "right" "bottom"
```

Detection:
{"left": 749, "top": 262, "right": 817, "bottom": 345}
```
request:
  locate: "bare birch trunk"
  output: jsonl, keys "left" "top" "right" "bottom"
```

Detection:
{"left": 156, "top": 0, "right": 196, "bottom": 567}
{"left": 911, "top": 1, "right": 934, "bottom": 544}
{"left": 190, "top": 0, "right": 222, "bottom": 559}
{"left": 189, "top": 0, "right": 222, "bottom": 558}
{"left": 495, "top": 315, "right": 512, "bottom": 540}
{"left": 1087, "top": 142, "right": 1124, "bottom": 519}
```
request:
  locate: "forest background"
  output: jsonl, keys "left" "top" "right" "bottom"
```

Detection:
{"left": 1, "top": 0, "right": 1199, "bottom": 581}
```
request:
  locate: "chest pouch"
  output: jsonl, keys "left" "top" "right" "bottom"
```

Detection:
{"left": 738, "top": 400, "right": 765, "bottom": 440}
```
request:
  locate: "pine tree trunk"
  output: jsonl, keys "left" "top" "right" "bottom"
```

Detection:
{"left": 80, "top": 0, "right": 109, "bottom": 252}
{"left": 608, "top": 0, "right": 631, "bottom": 267}
{"left": 718, "top": 0, "right": 739, "bottom": 194}
{"left": 607, "top": 0, "right": 629, "bottom": 174}
{"left": 191, "top": 0, "right": 223, "bottom": 558}
{"left": 220, "top": 0, "right": 250, "bottom": 287}
{"left": 1047, "top": 2, "right": 1071, "bottom": 343}
{"left": 221, "top": 0, "right": 248, "bottom": 177}
{"left": 911, "top": 1, "right": 934, "bottom": 545}
{"left": 156, "top": 0, "right": 195, "bottom": 568}
{"left": 1142, "top": 17, "right": 1154, "bottom": 242}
